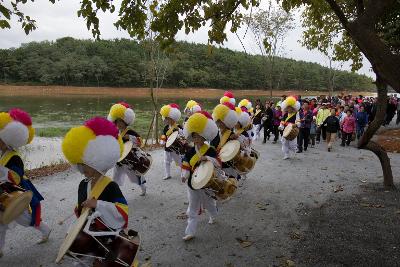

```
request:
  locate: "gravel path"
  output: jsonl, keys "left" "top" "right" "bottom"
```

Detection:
{"left": 1, "top": 137, "right": 399, "bottom": 267}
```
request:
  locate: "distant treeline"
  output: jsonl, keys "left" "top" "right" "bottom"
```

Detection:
{"left": 0, "top": 37, "right": 374, "bottom": 91}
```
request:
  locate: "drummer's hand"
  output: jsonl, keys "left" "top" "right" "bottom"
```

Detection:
{"left": 82, "top": 198, "right": 97, "bottom": 209}
{"left": 231, "top": 134, "right": 239, "bottom": 139}
{"left": 181, "top": 176, "right": 187, "bottom": 183}
{"left": 200, "top": 156, "right": 208, "bottom": 162}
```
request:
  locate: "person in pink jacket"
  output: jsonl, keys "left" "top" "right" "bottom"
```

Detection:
{"left": 341, "top": 110, "right": 356, "bottom": 146}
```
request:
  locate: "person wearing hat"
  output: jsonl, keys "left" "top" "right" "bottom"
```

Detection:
{"left": 278, "top": 96, "right": 301, "bottom": 160}
{"left": 62, "top": 117, "right": 130, "bottom": 266}
{"left": 108, "top": 102, "right": 146, "bottom": 196}
{"left": 211, "top": 102, "right": 241, "bottom": 179}
{"left": 181, "top": 111, "right": 220, "bottom": 241}
{"left": 234, "top": 107, "right": 252, "bottom": 156}
{"left": 160, "top": 104, "right": 183, "bottom": 180}
{"left": 316, "top": 102, "right": 331, "bottom": 143}
{"left": 220, "top": 91, "right": 236, "bottom": 106}
{"left": 183, "top": 100, "right": 202, "bottom": 123}
{"left": 0, "top": 108, "right": 51, "bottom": 257}
{"left": 296, "top": 100, "right": 313, "bottom": 153}
{"left": 272, "top": 104, "right": 283, "bottom": 144}
{"left": 238, "top": 99, "right": 255, "bottom": 139}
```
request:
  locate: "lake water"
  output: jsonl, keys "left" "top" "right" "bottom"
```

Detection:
{"left": 1, "top": 95, "right": 269, "bottom": 137}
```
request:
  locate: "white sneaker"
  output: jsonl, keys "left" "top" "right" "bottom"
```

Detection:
{"left": 208, "top": 217, "right": 216, "bottom": 224}
{"left": 163, "top": 176, "right": 172, "bottom": 180}
{"left": 283, "top": 155, "right": 289, "bottom": 160}
{"left": 182, "top": 235, "right": 194, "bottom": 241}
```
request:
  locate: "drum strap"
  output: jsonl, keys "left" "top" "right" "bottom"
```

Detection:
{"left": 217, "top": 130, "right": 232, "bottom": 151}
{"left": 285, "top": 113, "right": 296, "bottom": 123}
{"left": 0, "top": 150, "right": 19, "bottom": 167}
{"left": 166, "top": 124, "right": 178, "bottom": 137}
{"left": 119, "top": 128, "right": 129, "bottom": 139}
{"left": 252, "top": 109, "right": 261, "bottom": 119}
{"left": 189, "top": 144, "right": 210, "bottom": 169}
{"left": 89, "top": 176, "right": 112, "bottom": 199}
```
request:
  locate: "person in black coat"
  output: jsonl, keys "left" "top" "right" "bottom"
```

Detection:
{"left": 323, "top": 108, "right": 340, "bottom": 152}
{"left": 262, "top": 101, "right": 274, "bottom": 143}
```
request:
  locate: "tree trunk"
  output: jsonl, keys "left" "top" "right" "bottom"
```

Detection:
{"left": 357, "top": 74, "right": 395, "bottom": 188}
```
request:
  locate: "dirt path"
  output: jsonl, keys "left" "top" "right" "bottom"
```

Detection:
{"left": 0, "top": 84, "right": 375, "bottom": 98}
{"left": 0, "top": 138, "right": 398, "bottom": 267}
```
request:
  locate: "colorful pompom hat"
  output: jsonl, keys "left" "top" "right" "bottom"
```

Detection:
{"left": 184, "top": 100, "right": 202, "bottom": 114}
{"left": 220, "top": 91, "right": 236, "bottom": 105}
{"left": 236, "top": 107, "right": 251, "bottom": 128}
{"left": 62, "top": 117, "right": 123, "bottom": 174}
{"left": 0, "top": 108, "right": 35, "bottom": 150}
{"left": 280, "top": 96, "right": 301, "bottom": 112}
{"left": 238, "top": 99, "right": 252, "bottom": 111}
{"left": 183, "top": 111, "right": 218, "bottom": 141}
{"left": 107, "top": 102, "right": 135, "bottom": 125}
{"left": 160, "top": 103, "right": 181, "bottom": 122}
{"left": 212, "top": 102, "right": 238, "bottom": 129}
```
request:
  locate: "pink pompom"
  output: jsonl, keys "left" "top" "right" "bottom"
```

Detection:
{"left": 223, "top": 102, "right": 235, "bottom": 111}
{"left": 85, "top": 117, "right": 118, "bottom": 138}
{"left": 241, "top": 106, "right": 248, "bottom": 112}
{"left": 118, "top": 101, "right": 131, "bottom": 108}
{"left": 170, "top": 103, "right": 180, "bottom": 109}
{"left": 199, "top": 110, "right": 212, "bottom": 119}
{"left": 224, "top": 91, "right": 234, "bottom": 98}
{"left": 9, "top": 108, "right": 32, "bottom": 126}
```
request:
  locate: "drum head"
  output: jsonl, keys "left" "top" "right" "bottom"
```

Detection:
{"left": 56, "top": 208, "right": 90, "bottom": 263}
{"left": 119, "top": 141, "right": 133, "bottom": 162}
{"left": 191, "top": 161, "right": 214, "bottom": 190}
{"left": 283, "top": 124, "right": 293, "bottom": 138}
{"left": 0, "top": 191, "right": 32, "bottom": 225}
{"left": 166, "top": 131, "right": 179, "bottom": 148}
{"left": 219, "top": 140, "right": 241, "bottom": 162}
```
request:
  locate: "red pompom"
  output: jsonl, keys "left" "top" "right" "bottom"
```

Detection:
{"left": 222, "top": 102, "right": 235, "bottom": 110}
{"left": 118, "top": 102, "right": 131, "bottom": 108}
{"left": 9, "top": 108, "right": 32, "bottom": 126}
{"left": 85, "top": 117, "right": 119, "bottom": 138}
{"left": 169, "top": 103, "right": 180, "bottom": 109}
{"left": 224, "top": 91, "right": 234, "bottom": 98}
{"left": 198, "top": 110, "right": 212, "bottom": 119}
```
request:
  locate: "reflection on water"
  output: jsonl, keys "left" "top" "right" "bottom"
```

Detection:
{"left": 1, "top": 95, "right": 267, "bottom": 134}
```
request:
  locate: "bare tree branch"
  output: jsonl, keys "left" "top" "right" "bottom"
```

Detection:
{"left": 324, "top": 0, "right": 349, "bottom": 27}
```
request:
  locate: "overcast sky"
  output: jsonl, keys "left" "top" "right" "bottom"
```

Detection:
{"left": 0, "top": 0, "right": 374, "bottom": 78}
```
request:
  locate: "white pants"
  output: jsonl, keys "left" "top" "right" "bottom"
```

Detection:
{"left": 281, "top": 137, "right": 297, "bottom": 158}
{"left": 252, "top": 124, "right": 262, "bottom": 141}
{"left": 113, "top": 164, "right": 146, "bottom": 190}
{"left": 164, "top": 151, "right": 182, "bottom": 177}
{"left": 0, "top": 210, "right": 50, "bottom": 251}
{"left": 185, "top": 187, "right": 218, "bottom": 236}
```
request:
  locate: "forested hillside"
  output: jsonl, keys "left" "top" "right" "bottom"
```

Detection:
{"left": 0, "top": 37, "right": 374, "bottom": 91}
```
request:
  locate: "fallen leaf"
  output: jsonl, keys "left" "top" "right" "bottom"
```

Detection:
{"left": 59, "top": 198, "right": 65, "bottom": 202}
{"left": 176, "top": 212, "right": 188, "bottom": 220}
{"left": 289, "top": 231, "right": 301, "bottom": 240}
{"left": 235, "top": 237, "right": 253, "bottom": 248}
{"left": 333, "top": 185, "right": 344, "bottom": 193}
{"left": 285, "top": 259, "right": 295, "bottom": 267}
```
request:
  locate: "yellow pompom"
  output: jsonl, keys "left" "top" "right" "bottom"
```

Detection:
{"left": 220, "top": 96, "right": 230, "bottom": 104}
{"left": 186, "top": 113, "right": 207, "bottom": 134}
{"left": 213, "top": 104, "right": 229, "bottom": 121}
{"left": 27, "top": 126, "right": 35, "bottom": 144}
{"left": 62, "top": 126, "right": 96, "bottom": 165}
{"left": 235, "top": 107, "right": 242, "bottom": 115}
{"left": 186, "top": 100, "right": 198, "bottom": 109}
{"left": 238, "top": 99, "right": 249, "bottom": 108}
{"left": 286, "top": 96, "right": 296, "bottom": 107}
{"left": 109, "top": 104, "right": 127, "bottom": 122}
{"left": 0, "top": 112, "right": 12, "bottom": 130}
{"left": 160, "top": 105, "right": 171, "bottom": 118}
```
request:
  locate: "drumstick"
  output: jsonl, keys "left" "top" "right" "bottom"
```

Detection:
{"left": 58, "top": 213, "right": 75, "bottom": 225}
